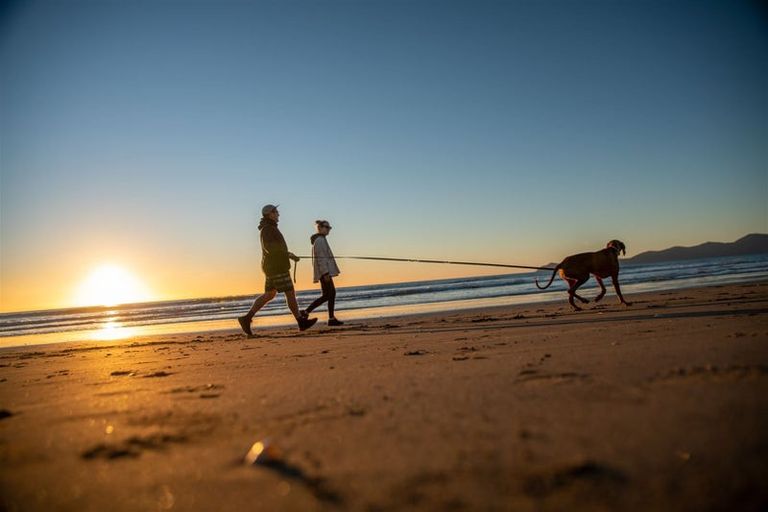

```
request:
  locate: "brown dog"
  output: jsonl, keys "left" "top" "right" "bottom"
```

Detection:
{"left": 536, "top": 240, "right": 631, "bottom": 311}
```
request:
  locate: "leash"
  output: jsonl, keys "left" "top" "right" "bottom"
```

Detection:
{"left": 295, "top": 255, "right": 555, "bottom": 272}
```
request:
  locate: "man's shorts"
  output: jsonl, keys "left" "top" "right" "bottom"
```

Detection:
{"left": 265, "top": 272, "right": 294, "bottom": 293}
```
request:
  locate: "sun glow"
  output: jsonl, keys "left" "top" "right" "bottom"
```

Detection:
{"left": 75, "top": 264, "right": 153, "bottom": 307}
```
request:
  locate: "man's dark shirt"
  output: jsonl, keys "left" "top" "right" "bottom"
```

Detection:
{"left": 259, "top": 218, "right": 291, "bottom": 276}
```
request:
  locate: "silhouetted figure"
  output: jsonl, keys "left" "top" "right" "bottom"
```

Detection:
{"left": 535, "top": 240, "right": 632, "bottom": 311}
{"left": 301, "top": 220, "right": 343, "bottom": 326}
{"left": 238, "top": 205, "right": 317, "bottom": 335}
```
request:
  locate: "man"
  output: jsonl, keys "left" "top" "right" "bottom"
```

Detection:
{"left": 238, "top": 204, "right": 317, "bottom": 335}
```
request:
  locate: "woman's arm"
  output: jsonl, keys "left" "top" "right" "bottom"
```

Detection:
{"left": 314, "top": 237, "right": 332, "bottom": 275}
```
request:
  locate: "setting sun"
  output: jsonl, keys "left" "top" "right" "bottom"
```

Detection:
{"left": 74, "top": 264, "right": 152, "bottom": 307}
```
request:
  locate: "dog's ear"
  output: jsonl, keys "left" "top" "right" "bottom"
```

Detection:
{"left": 607, "top": 240, "right": 626, "bottom": 256}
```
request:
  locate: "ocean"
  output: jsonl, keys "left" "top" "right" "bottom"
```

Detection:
{"left": 1, "top": 254, "right": 766, "bottom": 348}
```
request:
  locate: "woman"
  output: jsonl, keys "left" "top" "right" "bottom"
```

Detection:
{"left": 301, "top": 220, "right": 343, "bottom": 326}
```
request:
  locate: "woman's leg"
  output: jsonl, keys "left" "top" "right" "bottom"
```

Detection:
{"left": 326, "top": 278, "right": 336, "bottom": 318}
{"left": 305, "top": 278, "right": 331, "bottom": 314}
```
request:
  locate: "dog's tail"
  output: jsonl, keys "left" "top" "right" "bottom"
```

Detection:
{"left": 535, "top": 266, "right": 560, "bottom": 290}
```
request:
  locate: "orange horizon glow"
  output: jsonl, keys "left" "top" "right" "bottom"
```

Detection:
{"left": 0, "top": 258, "right": 523, "bottom": 314}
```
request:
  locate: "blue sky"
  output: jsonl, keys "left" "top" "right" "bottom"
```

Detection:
{"left": 1, "top": 0, "right": 766, "bottom": 311}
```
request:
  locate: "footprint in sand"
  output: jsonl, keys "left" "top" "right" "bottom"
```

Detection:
{"left": 524, "top": 461, "right": 627, "bottom": 498}
{"left": 165, "top": 384, "right": 224, "bottom": 399}
{"left": 166, "top": 384, "right": 222, "bottom": 394}
{"left": 82, "top": 433, "right": 188, "bottom": 460}
{"left": 650, "top": 364, "right": 768, "bottom": 382}
{"left": 517, "top": 372, "right": 590, "bottom": 384}
{"left": 347, "top": 407, "right": 366, "bottom": 417}
{"left": 471, "top": 317, "right": 499, "bottom": 323}
{"left": 110, "top": 370, "right": 174, "bottom": 378}
{"left": 143, "top": 371, "right": 173, "bottom": 378}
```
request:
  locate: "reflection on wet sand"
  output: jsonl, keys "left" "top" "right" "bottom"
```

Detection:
{"left": 89, "top": 317, "right": 137, "bottom": 341}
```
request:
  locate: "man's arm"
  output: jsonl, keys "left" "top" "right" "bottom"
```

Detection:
{"left": 261, "top": 227, "right": 290, "bottom": 261}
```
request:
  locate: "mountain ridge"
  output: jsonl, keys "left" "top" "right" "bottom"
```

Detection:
{"left": 627, "top": 233, "right": 768, "bottom": 264}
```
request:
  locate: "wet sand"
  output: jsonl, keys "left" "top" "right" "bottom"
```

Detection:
{"left": 1, "top": 282, "right": 767, "bottom": 511}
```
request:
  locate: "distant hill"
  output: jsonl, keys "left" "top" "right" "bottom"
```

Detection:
{"left": 626, "top": 234, "right": 768, "bottom": 265}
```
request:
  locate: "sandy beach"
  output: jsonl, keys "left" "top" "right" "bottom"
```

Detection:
{"left": 1, "top": 282, "right": 767, "bottom": 511}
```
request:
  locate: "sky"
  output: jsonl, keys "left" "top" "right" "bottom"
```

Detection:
{"left": 1, "top": 0, "right": 766, "bottom": 312}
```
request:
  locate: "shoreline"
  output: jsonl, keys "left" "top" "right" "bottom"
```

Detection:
{"left": 1, "top": 281, "right": 767, "bottom": 510}
{"left": 3, "top": 275, "right": 768, "bottom": 350}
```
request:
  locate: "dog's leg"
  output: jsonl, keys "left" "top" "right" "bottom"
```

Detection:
{"left": 567, "top": 291, "right": 580, "bottom": 310}
{"left": 594, "top": 276, "right": 606, "bottom": 302}
{"left": 610, "top": 274, "right": 632, "bottom": 307}
{"left": 563, "top": 278, "right": 580, "bottom": 310}
{"left": 573, "top": 292, "right": 590, "bottom": 304}
{"left": 567, "top": 276, "right": 590, "bottom": 310}
{"left": 572, "top": 277, "right": 590, "bottom": 304}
